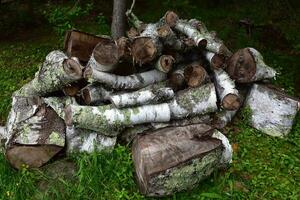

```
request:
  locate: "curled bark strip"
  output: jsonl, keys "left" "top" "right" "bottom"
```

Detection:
{"left": 213, "top": 69, "right": 240, "bottom": 110}
{"left": 203, "top": 51, "right": 225, "bottom": 69}
{"left": 155, "top": 55, "right": 175, "bottom": 73}
{"left": 184, "top": 63, "right": 208, "bottom": 87}
{"left": 84, "top": 67, "right": 167, "bottom": 90}
{"left": 109, "top": 87, "right": 174, "bottom": 108}
{"left": 227, "top": 48, "right": 277, "bottom": 83}
{"left": 80, "top": 84, "right": 112, "bottom": 105}
{"left": 14, "top": 51, "right": 83, "bottom": 97}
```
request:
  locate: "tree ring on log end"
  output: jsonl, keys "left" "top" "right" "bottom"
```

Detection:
{"left": 63, "top": 59, "right": 83, "bottom": 79}
{"left": 93, "top": 39, "right": 119, "bottom": 67}
{"left": 197, "top": 39, "right": 207, "bottom": 48}
{"left": 165, "top": 11, "right": 179, "bottom": 27}
{"left": 222, "top": 93, "right": 240, "bottom": 110}
{"left": 132, "top": 37, "right": 157, "bottom": 64}
{"left": 184, "top": 64, "right": 207, "bottom": 87}
{"left": 211, "top": 54, "right": 225, "bottom": 69}
{"left": 226, "top": 48, "right": 256, "bottom": 82}
{"left": 160, "top": 55, "right": 174, "bottom": 73}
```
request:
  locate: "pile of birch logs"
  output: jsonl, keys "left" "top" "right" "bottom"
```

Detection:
{"left": 1, "top": 10, "right": 299, "bottom": 197}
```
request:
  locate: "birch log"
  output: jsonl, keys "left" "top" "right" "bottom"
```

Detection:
{"left": 155, "top": 55, "right": 175, "bottom": 73}
{"left": 65, "top": 83, "right": 218, "bottom": 135}
{"left": 189, "top": 19, "right": 232, "bottom": 57}
{"left": 109, "top": 87, "right": 174, "bottom": 108}
{"left": 66, "top": 126, "right": 116, "bottom": 154}
{"left": 5, "top": 96, "right": 65, "bottom": 169}
{"left": 169, "top": 66, "right": 186, "bottom": 91}
{"left": 14, "top": 51, "right": 83, "bottom": 97}
{"left": 203, "top": 51, "right": 225, "bottom": 69}
{"left": 132, "top": 124, "right": 231, "bottom": 196}
{"left": 80, "top": 84, "right": 112, "bottom": 105}
{"left": 226, "top": 48, "right": 277, "bottom": 83}
{"left": 157, "top": 24, "right": 186, "bottom": 51}
{"left": 245, "top": 84, "right": 300, "bottom": 137}
{"left": 84, "top": 67, "right": 167, "bottom": 90}
{"left": 213, "top": 69, "right": 240, "bottom": 110}
{"left": 184, "top": 63, "right": 209, "bottom": 87}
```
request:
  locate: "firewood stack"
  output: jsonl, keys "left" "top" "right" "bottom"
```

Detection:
{"left": 1, "top": 10, "right": 299, "bottom": 197}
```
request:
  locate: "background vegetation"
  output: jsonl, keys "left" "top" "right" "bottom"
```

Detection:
{"left": 0, "top": 0, "right": 299, "bottom": 199}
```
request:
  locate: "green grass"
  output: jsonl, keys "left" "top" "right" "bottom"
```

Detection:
{"left": 0, "top": 1, "right": 300, "bottom": 199}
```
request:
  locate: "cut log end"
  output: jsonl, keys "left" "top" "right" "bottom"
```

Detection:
{"left": 63, "top": 59, "right": 83, "bottom": 79}
{"left": 184, "top": 64, "right": 208, "bottom": 87}
{"left": 211, "top": 54, "right": 225, "bottom": 69}
{"left": 93, "top": 39, "right": 119, "bottom": 66}
{"left": 157, "top": 25, "right": 172, "bottom": 38}
{"left": 158, "top": 55, "right": 174, "bottom": 73}
{"left": 117, "top": 37, "right": 131, "bottom": 59}
{"left": 83, "top": 66, "right": 92, "bottom": 79}
{"left": 165, "top": 11, "right": 179, "bottom": 27}
{"left": 197, "top": 39, "right": 207, "bottom": 48}
{"left": 127, "top": 27, "right": 139, "bottom": 39}
{"left": 222, "top": 94, "right": 240, "bottom": 110}
{"left": 131, "top": 37, "right": 157, "bottom": 64}
{"left": 226, "top": 48, "right": 256, "bottom": 82}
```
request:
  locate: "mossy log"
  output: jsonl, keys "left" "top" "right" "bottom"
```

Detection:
{"left": 66, "top": 126, "right": 116, "bottom": 154}
{"left": 189, "top": 19, "right": 232, "bottom": 57}
{"left": 65, "top": 83, "right": 217, "bottom": 135}
{"left": 226, "top": 48, "right": 277, "bottom": 83}
{"left": 109, "top": 87, "right": 174, "bottom": 108}
{"left": 213, "top": 69, "right": 240, "bottom": 110}
{"left": 84, "top": 67, "right": 167, "bottom": 90}
{"left": 80, "top": 84, "right": 112, "bottom": 105}
{"left": 203, "top": 51, "right": 225, "bottom": 69}
{"left": 132, "top": 124, "right": 231, "bottom": 196}
{"left": 245, "top": 84, "right": 300, "bottom": 137}
{"left": 14, "top": 51, "right": 83, "bottom": 97}
{"left": 155, "top": 55, "right": 175, "bottom": 73}
{"left": 5, "top": 96, "right": 65, "bottom": 169}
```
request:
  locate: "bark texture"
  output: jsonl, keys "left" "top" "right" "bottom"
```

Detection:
{"left": 111, "top": 0, "right": 127, "bottom": 39}
{"left": 245, "top": 84, "right": 300, "bottom": 137}
{"left": 132, "top": 124, "right": 231, "bottom": 196}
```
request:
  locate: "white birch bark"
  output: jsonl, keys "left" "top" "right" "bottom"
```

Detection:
{"left": 212, "top": 130, "right": 233, "bottom": 166}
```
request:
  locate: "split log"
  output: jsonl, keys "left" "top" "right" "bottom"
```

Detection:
{"left": 213, "top": 69, "right": 240, "bottom": 110}
{"left": 87, "top": 37, "right": 119, "bottom": 72}
{"left": 244, "top": 84, "right": 300, "bottom": 137}
{"left": 189, "top": 19, "right": 232, "bottom": 57}
{"left": 65, "top": 83, "right": 218, "bottom": 135}
{"left": 14, "top": 51, "right": 83, "bottom": 97}
{"left": 155, "top": 55, "right": 175, "bottom": 73}
{"left": 226, "top": 48, "right": 277, "bottom": 83}
{"left": 5, "top": 96, "right": 65, "bottom": 169}
{"left": 64, "top": 30, "right": 111, "bottom": 62}
{"left": 66, "top": 126, "right": 116, "bottom": 153}
{"left": 80, "top": 84, "right": 112, "bottom": 105}
{"left": 111, "top": 0, "right": 127, "bottom": 39}
{"left": 164, "top": 12, "right": 207, "bottom": 48}
{"left": 109, "top": 87, "right": 174, "bottom": 108}
{"left": 203, "top": 51, "right": 225, "bottom": 69}
{"left": 184, "top": 63, "right": 209, "bottom": 87}
{"left": 84, "top": 67, "right": 167, "bottom": 90}
{"left": 132, "top": 124, "right": 231, "bottom": 196}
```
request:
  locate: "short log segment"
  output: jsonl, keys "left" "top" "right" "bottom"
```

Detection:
{"left": 155, "top": 55, "right": 175, "bottom": 73}
{"left": 5, "top": 96, "right": 65, "bottom": 169}
{"left": 66, "top": 126, "right": 116, "bottom": 154}
{"left": 245, "top": 84, "right": 300, "bottom": 137}
{"left": 213, "top": 69, "right": 240, "bottom": 110}
{"left": 203, "top": 51, "right": 225, "bottom": 69}
{"left": 184, "top": 63, "right": 209, "bottom": 87}
{"left": 80, "top": 84, "right": 112, "bottom": 105}
{"left": 169, "top": 66, "right": 186, "bottom": 91}
{"left": 132, "top": 124, "right": 231, "bottom": 196}
{"left": 109, "top": 87, "right": 174, "bottom": 108}
{"left": 65, "top": 83, "right": 217, "bottom": 135}
{"left": 14, "top": 51, "right": 83, "bottom": 97}
{"left": 226, "top": 48, "right": 277, "bottom": 83}
{"left": 84, "top": 67, "right": 167, "bottom": 90}
{"left": 189, "top": 19, "right": 232, "bottom": 57}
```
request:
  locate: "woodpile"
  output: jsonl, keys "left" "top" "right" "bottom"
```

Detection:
{"left": 0, "top": 9, "right": 299, "bottom": 197}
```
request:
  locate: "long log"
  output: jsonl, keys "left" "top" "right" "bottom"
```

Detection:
{"left": 213, "top": 69, "right": 240, "bottom": 110}
{"left": 245, "top": 84, "right": 300, "bottom": 137}
{"left": 132, "top": 124, "right": 231, "bottom": 196}
{"left": 109, "top": 87, "right": 174, "bottom": 108}
{"left": 65, "top": 83, "right": 218, "bottom": 135}
{"left": 14, "top": 51, "right": 83, "bottom": 97}
{"left": 66, "top": 126, "right": 116, "bottom": 153}
{"left": 84, "top": 67, "right": 167, "bottom": 90}
{"left": 226, "top": 48, "right": 277, "bottom": 83}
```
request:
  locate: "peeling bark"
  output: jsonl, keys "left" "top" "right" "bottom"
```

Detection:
{"left": 14, "top": 51, "right": 83, "bottom": 97}
{"left": 213, "top": 69, "right": 240, "bottom": 110}
{"left": 226, "top": 48, "right": 277, "bottom": 83}
{"left": 84, "top": 67, "right": 167, "bottom": 90}
{"left": 245, "top": 84, "right": 300, "bottom": 137}
{"left": 109, "top": 87, "right": 174, "bottom": 108}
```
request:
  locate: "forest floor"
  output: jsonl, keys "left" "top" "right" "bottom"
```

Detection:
{"left": 0, "top": 1, "right": 300, "bottom": 199}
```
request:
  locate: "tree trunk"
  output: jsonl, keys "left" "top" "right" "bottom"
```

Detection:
{"left": 111, "top": 0, "right": 127, "bottom": 39}
{"left": 109, "top": 87, "right": 174, "bottom": 108}
{"left": 132, "top": 124, "right": 231, "bottom": 196}
{"left": 245, "top": 84, "right": 300, "bottom": 137}
{"left": 213, "top": 69, "right": 240, "bottom": 110}
{"left": 14, "top": 51, "right": 83, "bottom": 97}
{"left": 84, "top": 67, "right": 167, "bottom": 90}
{"left": 226, "top": 48, "right": 277, "bottom": 83}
